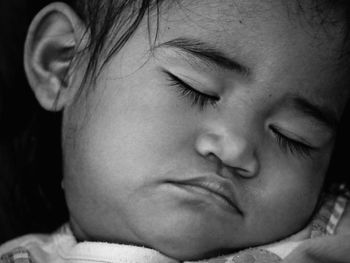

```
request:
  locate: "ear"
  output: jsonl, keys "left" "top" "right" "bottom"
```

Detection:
{"left": 24, "top": 2, "right": 87, "bottom": 111}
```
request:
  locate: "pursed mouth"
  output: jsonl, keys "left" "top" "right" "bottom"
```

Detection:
{"left": 166, "top": 177, "right": 242, "bottom": 215}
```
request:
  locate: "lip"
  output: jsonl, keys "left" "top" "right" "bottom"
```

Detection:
{"left": 166, "top": 176, "right": 242, "bottom": 215}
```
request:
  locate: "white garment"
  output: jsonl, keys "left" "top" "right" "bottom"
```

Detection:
{"left": 0, "top": 225, "right": 177, "bottom": 263}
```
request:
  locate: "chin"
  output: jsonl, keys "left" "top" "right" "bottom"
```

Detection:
{"left": 145, "top": 230, "right": 237, "bottom": 261}
{"left": 156, "top": 243, "right": 238, "bottom": 261}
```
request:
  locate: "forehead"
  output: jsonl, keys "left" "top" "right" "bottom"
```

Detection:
{"left": 147, "top": 0, "right": 349, "bottom": 113}
{"left": 159, "top": 0, "right": 344, "bottom": 61}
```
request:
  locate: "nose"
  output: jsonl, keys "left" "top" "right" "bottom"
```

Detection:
{"left": 195, "top": 127, "right": 259, "bottom": 178}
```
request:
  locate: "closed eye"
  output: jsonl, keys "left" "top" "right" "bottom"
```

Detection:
{"left": 163, "top": 69, "right": 220, "bottom": 110}
{"left": 270, "top": 125, "right": 316, "bottom": 158}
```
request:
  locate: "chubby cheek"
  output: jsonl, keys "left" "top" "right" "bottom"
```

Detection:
{"left": 62, "top": 68, "right": 198, "bottom": 236}
{"left": 244, "top": 151, "right": 329, "bottom": 242}
{"left": 71, "top": 67, "right": 190, "bottom": 166}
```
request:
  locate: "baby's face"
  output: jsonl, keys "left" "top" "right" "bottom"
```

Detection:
{"left": 62, "top": 0, "right": 349, "bottom": 260}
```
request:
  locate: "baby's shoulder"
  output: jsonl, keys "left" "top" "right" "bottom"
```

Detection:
{"left": 0, "top": 233, "right": 50, "bottom": 263}
{"left": 0, "top": 234, "right": 50, "bottom": 262}
{"left": 0, "top": 233, "right": 46, "bottom": 254}
{"left": 0, "top": 225, "right": 71, "bottom": 263}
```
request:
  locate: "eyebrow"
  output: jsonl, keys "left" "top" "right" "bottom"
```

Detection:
{"left": 154, "top": 38, "right": 339, "bottom": 131}
{"left": 290, "top": 96, "right": 339, "bottom": 132}
{"left": 154, "top": 37, "right": 250, "bottom": 76}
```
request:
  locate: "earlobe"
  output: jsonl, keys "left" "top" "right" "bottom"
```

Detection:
{"left": 24, "top": 2, "right": 87, "bottom": 111}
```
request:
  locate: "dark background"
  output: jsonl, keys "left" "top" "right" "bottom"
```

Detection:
{"left": 0, "top": 0, "right": 68, "bottom": 243}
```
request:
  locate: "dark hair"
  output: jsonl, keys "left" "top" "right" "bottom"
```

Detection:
{"left": 70, "top": 0, "right": 168, "bottom": 99}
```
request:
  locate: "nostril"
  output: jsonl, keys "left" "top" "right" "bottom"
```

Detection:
{"left": 206, "top": 152, "right": 221, "bottom": 163}
{"left": 221, "top": 164, "right": 258, "bottom": 179}
{"left": 236, "top": 157, "right": 259, "bottom": 178}
{"left": 236, "top": 167, "right": 250, "bottom": 175}
{"left": 236, "top": 167, "right": 256, "bottom": 178}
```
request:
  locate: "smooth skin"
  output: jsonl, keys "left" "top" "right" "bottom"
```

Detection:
{"left": 25, "top": 0, "right": 349, "bottom": 260}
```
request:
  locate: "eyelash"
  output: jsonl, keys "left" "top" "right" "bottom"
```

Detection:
{"left": 270, "top": 126, "right": 315, "bottom": 158}
{"left": 163, "top": 70, "right": 315, "bottom": 158}
{"left": 164, "top": 70, "right": 219, "bottom": 110}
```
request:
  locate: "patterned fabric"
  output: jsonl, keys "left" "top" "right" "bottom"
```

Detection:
{"left": 310, "top": 185, "right": 349, "bottom": 238}
{"left": 0, "top": 248, "right": 33, "bottom": 263}
{"left": 200, "top": 248, "right": 282, "bottom": 263}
